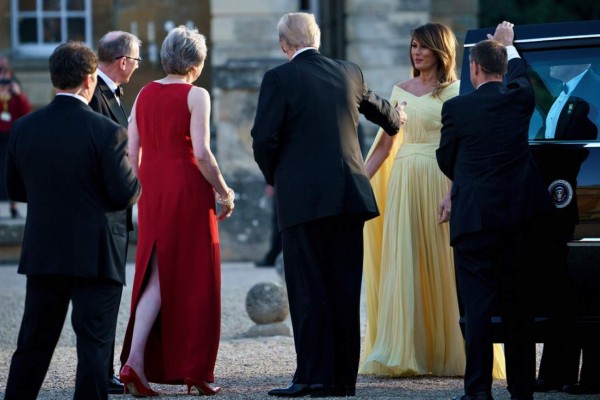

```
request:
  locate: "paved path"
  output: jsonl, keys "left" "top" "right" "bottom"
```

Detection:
{"left": 0, "top": 262, "right": 588, "bottom": 399}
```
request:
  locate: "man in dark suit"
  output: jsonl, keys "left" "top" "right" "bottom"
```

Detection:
{"left": 3, "top": 41, "right": 141, "bottom": 400}
{"left": 88, "top": 30, "right": 141, "bottom": 394}
{"left": 536, "top": 63, "right": 600, "bottom": 142}
{"left": 436, "top": 22, "right": 553, "bottom": 400}
{"left": 251, "top": 12, "right": 401, "bottom": 398}
{"left": 89, "top": 31, "right": 141, "bottom": 128}
{"left": 534, "top": 65, "right": 600, "bottom": 395}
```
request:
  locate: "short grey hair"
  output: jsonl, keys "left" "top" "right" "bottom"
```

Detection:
{"left": 278, "top": 13, "right": 321, "bottom": 51}
{"left": 97, "top": 31, "right": 141, "bottom": 63}
{"left": 160, "top": 25, "right": 207, "bottom": 75}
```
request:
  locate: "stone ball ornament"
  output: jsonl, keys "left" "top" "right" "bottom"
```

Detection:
{"left": 245, "top": 281, "right": 289, "bottom": 324}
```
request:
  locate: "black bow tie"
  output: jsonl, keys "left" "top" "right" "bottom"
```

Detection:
{"left": 115, "top": 86, "right": 124, "bottom": 98}
{"left": 562, "top": 83, "right": 569, "bottom": 95}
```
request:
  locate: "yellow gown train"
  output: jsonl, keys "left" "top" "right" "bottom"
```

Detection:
{"left": 359, "top": 83, "right": 506, "bottom": 379}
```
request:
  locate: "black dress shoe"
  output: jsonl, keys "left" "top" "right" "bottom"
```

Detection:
{"left": 562, "top": 382, "right": 600, "bottom": 395}
{"left": 268, "top": 383, "right": 326, "bottom": 397}
{"left": 108, "top": 374, "right": 125, "bottom": 395}
{"left": 452, "top": 392, "right": 493, "bottom": 400}
{"left": 533, "top": 378, "right": 565, "bottom": 392}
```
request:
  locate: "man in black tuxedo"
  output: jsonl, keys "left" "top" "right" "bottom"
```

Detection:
{"left": 3, "top": 41, "right": 141, "bottom": 400}
{"left": 539, "top": 64, "right": 600, "bottom": 141}
{"left": 88, "top": 30, "right": 141, "bottom": 395}
{"left": 89, "top": 31, "right": 141, "bottom": 128}
{"left": 534, "top": 64, "right": 600, "bottom": 395}
{"left": 251, "top": 12, "right": 401, "bottom": 398}
{"left": 436, "top": 22, "right": 553, "bottom": 400}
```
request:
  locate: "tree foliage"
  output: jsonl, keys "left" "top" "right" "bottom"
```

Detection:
{"left": 479, "top": 0, "right": 600, "bottom": 28}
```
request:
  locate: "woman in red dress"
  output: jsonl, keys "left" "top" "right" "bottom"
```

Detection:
{"left": 120, "top": 25, "right": 234, "bottom": 397}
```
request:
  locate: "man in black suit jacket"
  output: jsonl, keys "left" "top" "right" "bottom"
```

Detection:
{"left": 88, "top": 30, "right": 141, "bottom": 394}
{"left": 89, "top": 31, "right": 141, "bottom": 128}
{"left": 436, "top": 22, "right": 553, "bottom": 400}
{"left": 3, "top": 42, "right": 140, "bottom": 400}
{"left": 251, "top": 12, "right": 401, "bottom": 398}
{"left": 537, "top": 64, "right": 600, "bottom": 141}
{"left": 534, "top": 65, "right": 600, "bottom": 395}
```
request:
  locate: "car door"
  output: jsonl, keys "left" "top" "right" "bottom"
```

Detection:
{"left": 460, "top": 20, "right": 600, "bottom": 341}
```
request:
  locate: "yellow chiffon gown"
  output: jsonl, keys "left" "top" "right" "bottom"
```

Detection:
{"left": 359, "top": 82, "right": 506, "bottom": 378}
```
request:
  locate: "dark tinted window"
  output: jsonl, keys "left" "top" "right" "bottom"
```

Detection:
{"left": 521, "top": 47, "right": 600, "bottom": 141}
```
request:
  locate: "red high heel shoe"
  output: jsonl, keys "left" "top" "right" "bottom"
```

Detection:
{"left": 120, "top": 365, "right": 159, "bottom": 397}
{"left": 184, "top": 377, "right": 221, "bottom": 396}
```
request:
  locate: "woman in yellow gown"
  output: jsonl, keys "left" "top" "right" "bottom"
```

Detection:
{"left": 359, "top": 22, "right": 505, "bottom": 378}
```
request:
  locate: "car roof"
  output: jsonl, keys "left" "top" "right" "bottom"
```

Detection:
{"left": 464, "top": 20, "right": 600, "bottom": 48}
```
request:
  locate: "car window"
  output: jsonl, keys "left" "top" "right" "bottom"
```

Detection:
{"left": 521, "top": 47, "right": 600, "bottom": 141}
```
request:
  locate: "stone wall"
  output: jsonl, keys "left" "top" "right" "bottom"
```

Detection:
{"left": 345, "top": 0, "right": 430, "bottom": 141}
{"left": 209, "top": 0, "right": 478, "bottom": 261}
{"left": 210, "top": 0, "right": 295, "bottom": 261}
{"left": 0, "top": 0, "right": 478, "bottom": 262}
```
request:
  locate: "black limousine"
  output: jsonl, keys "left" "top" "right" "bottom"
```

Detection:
{"left": 459, "top": 20, "right": 600, "bottom": 341}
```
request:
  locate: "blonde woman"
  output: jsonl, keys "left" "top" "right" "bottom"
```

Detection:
{"left": 360, "top": 22, "right": 505, "bottom": 378}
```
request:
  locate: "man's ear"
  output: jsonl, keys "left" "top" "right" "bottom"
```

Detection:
{"left": 83, "top": 72, "right": 96, "bottom": 90}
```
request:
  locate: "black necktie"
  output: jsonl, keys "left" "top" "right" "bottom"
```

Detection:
{"left": 115, "top": 86, "right": 124, "bottom": 98}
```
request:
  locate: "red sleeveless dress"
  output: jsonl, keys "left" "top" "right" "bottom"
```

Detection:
{"left": 120, "top": 82, "right": 221, "bottom": 384}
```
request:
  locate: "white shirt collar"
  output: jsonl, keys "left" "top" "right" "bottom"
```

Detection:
{"left": 97, "top": 69, "right": 119, "bottom": 93}
{"left": 55, "top": 92, "right": 88, "bottom": 104}
{"left": 564, "top": 69, "right": 588, "bottom": 95}
{"left": 292, "top": 47, "right": 317, "bottom": 60}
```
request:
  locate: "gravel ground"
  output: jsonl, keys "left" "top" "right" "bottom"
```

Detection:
{"left": 0, "top": 262, "right": 593, "bottom": 399}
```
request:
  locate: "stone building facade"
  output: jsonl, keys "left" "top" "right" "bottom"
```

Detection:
{"left": 0, "top": 0, "right": 477, "bottom": 260}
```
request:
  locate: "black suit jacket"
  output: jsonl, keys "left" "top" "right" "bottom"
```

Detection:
{"left": 251, "top": 49, "right": 400, "bottom": 230}
{"left": 557, "top": 69, "right": 600, "bottom": 139}
{"left": 89, "top": 75, "right": 134, "bottom": 231}
{"left": 437, "top": 58, "right": 553, "bottom": 245}
{"left": 536, "top": 69, "right": 600, "bottom": 141}
{"left": 6, "top": 95, "right": 141, "bottom": 284}
{"left": 89, "top": 76, "right": 129, "bottom": 127}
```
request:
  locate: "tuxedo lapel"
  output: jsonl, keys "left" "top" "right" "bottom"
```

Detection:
{"left": 555, "top": 99, "right": 578, "bottom": 139}
{"left": 97, "top": 77, "right": 128, "bottom": 127}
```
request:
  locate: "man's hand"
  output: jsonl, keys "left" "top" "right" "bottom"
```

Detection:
{"left": 437, "top": 190, "right": 452, "bottom": 224}
{"left": 487, "top": 21, "right": 514, "bottom": 47}
{"left": 396, "top": 101, "right": 408, "bottom": 126}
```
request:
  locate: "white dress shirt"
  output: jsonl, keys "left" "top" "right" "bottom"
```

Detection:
{"left": 97, "top": 69, "right": 121, "bottom": 105}
{"left": 55, "top": 92, "right": 88, "bottom": 104}
{"left": 545, "top": 69, "right": 588, "bottom": 139}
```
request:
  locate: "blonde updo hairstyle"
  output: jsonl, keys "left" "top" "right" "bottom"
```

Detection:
{"left": 160, "top": 25, "right": 207, "bottom": 76}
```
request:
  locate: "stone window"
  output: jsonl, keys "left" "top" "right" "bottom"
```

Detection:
{"left": 10, "top": 0, "right": 92, "bottom": 57}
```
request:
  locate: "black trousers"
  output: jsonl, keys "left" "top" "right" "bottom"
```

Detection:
{"left": 453, "top": 223, "right": 535, "bottom": 400}
{"left": 264, "top": 194, "right": 283, "bottom": 263}
{"left": 281, "top": 214, "right": 364, "bottom": 390}
{"left": 108, "top": 231, "right": 129, "bottom": 382}
{"left": 5, "top": 275, "right": 122, "bottom": 400}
